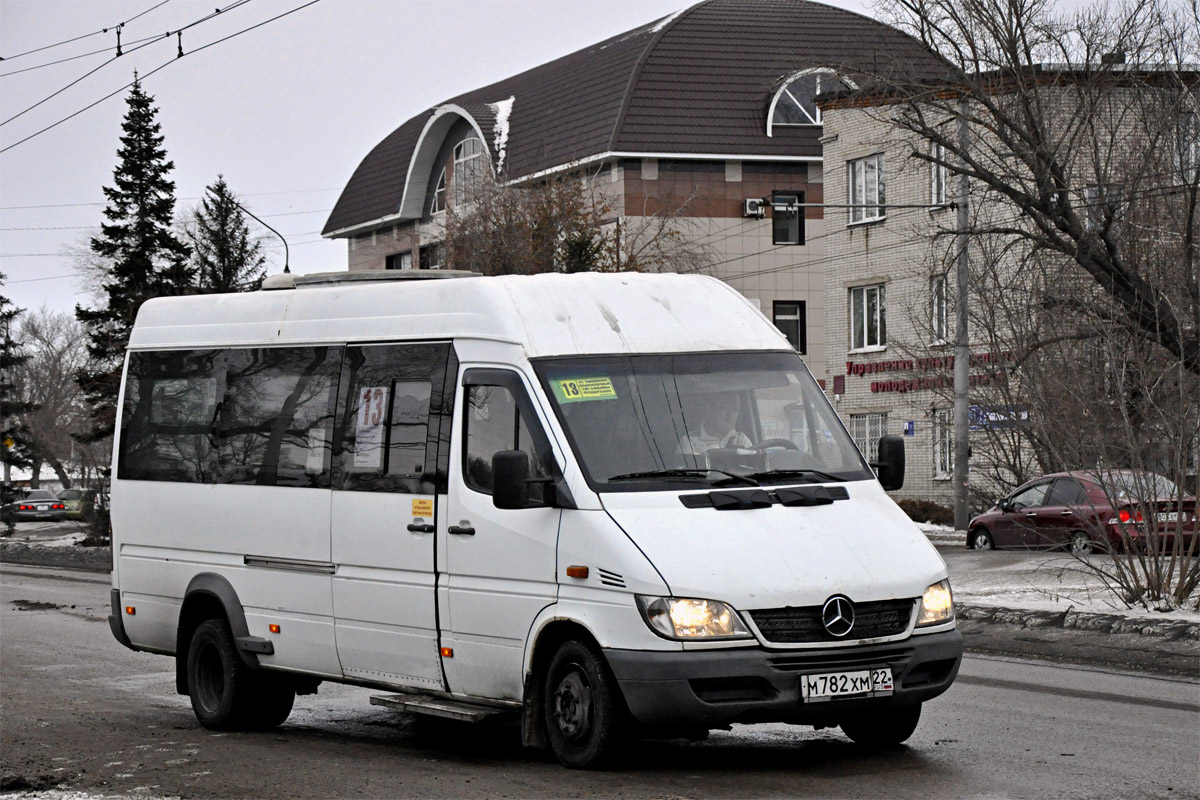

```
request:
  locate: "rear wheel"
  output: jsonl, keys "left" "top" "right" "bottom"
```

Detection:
{"left": 1068, "top": 530, "right": 1092, "bottom": 555}
{"left": 841, "top": 703, "right": 921, "bottom": 747}
{"left": 971, "top": 529, "right": 995, "bottom": 550}
{"left": 544, "top": 640, "right": 622, "bottom": 769}
{"left": 187, "top": 618, "right": 253, "bottom": 730}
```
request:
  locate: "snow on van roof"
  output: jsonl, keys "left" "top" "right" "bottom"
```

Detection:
{"left": 128, "top": 272, "right": 791, "bottom": 357}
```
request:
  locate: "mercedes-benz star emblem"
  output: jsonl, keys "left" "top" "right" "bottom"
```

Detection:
{"left": 821, "top": 595, "right": 855, "bottom": 637}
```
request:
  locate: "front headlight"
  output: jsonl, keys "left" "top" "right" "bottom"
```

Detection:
{"left": 636, "top": 595, "right": 752, "bottom": 640}
{"left": 916, "top": 579, "right": 954, "bottom": 627}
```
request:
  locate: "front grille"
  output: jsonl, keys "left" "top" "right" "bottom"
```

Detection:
{"left": 750, "top": 598, "right": 916, "bottom": 643}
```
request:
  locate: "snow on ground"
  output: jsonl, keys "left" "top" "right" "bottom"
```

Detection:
{"left": 919, "top": 524, "right": 1200, "bottom": 622}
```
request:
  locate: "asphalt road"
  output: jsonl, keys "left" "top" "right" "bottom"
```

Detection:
{"left": 2, "top": 564, "right": 1198, "bottom": 799}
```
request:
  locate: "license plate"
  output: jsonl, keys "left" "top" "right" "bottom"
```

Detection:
{"left": 1158, "top": 512, "right": 1183, "bottom": 523}
{"left": 36, "top": 504, "right": 48, "bottom": 511}
{"left": 801, "top": 667, "right": 893, "bottom": 702}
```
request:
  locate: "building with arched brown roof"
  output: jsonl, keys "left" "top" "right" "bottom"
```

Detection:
{"left": 322, "top": 0, "right": 943, "bottom": 381}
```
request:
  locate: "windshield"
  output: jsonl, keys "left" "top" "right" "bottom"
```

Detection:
{"left": 535, "top": 352, "right": 873, "bottom": 491}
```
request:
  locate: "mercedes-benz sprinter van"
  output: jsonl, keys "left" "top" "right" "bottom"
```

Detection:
{"left": 108, "top": 270, "right": 961, "bottom": 768}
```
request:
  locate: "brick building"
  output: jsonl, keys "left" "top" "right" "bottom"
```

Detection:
{"left": 322, "top": 0, "right": 943, "bottom": 384}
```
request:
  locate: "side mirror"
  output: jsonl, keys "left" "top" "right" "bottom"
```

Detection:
{"left": 492, "top": 450, "right": 531, "bottom": 510}
{"left": 998, "top": 498, "right": 1013, "bottom": 512}
{"left": 873, "top": 434, "right": 905, "bottom": 491}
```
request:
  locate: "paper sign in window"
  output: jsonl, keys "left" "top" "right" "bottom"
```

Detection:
{"left": 553, "top": 376, "right": 617, "bottom": 404}
{"left": 354, "top": 386, "right": 390, "bottom": 469}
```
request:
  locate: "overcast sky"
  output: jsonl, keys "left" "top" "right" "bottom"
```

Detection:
{"left": 1, "top": 0, "right": 882, "bottom": 318}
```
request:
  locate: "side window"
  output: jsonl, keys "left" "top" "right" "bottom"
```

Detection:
{"left": 120, "top": 349, "right": 223, "bottom": 482}
{"left": 219, "top": 347, "right": 341, "bottom": 487}
{"left": 1047, "top": 478, "right": 1088, "bottom": 506}
{"left": 333, "top": 343, "right": 454, "bottom": 494}
{"left": 1010, "top": 482, "right": 1050, "bottom": 509}
{"left": 463, "top": 380, "right": 551, "bottom": 498}
{"left": 120, "top": 347, "right": 340, "bottom": 488}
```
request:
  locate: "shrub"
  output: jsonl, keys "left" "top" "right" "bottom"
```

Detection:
{"left": 897, "top": 498, "right": 954, "bottom": 526}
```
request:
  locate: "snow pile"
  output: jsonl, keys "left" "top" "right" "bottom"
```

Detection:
{"left": 650, "top": 8, "right": 686, "bottom": 33}
{"left": 487, "top": 96, "right": 515, "bottom": 173}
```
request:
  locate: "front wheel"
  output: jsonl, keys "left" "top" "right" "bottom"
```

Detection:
{"left": 971, "top": 529, "right": 995, "bottom": 550}
{"left": 841, "top": 703, "right": 921, "bottom": 747}
{"left": 544, "top": 640, "right": 623, "bottom": 769}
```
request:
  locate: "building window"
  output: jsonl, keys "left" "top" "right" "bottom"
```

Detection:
{"left": 848, "top": 412, "right": 888, "bottom": 462}
{"left": 1084, "top": 184, "right": 1124, "bottom": 233}
{"left": 931, "top": 142, "right": 948, "bottom": 206}
{"left": 431, "top": 168, "right": 446, "bottom": 215}
{"left": 419, "top": 244, "right": 443, "bottom": 270}
{"left": 767, "top": 69, "right": 855, "bottom": 133}
{"left": 453, "top": 137, "right": 485, "bottom": 208}
{"left": 933, "top": 408, "right": 953, "bottom": 478}
{"left": 772, "top": 301, "right": 806, "bottom": 353}
{"left": 771, "top": 191, "right": 805, "bottom": 245}
{"left": 930, "top": 273, "right": 949, "bottom": 343}
{"left": 386, "top": 251, "right": 413, "bottom": 271}
{"left": 1176, "top": 113, "right": 1199, "bottom": 180}
{"left": 849, "top": 284, "right": 886, "bottom": 350}
{"left": 848, "top": 154, "right": 886, "bottom": 224}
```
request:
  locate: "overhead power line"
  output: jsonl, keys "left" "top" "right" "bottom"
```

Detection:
{"left": 2, "top": 0, "right": 257, "bottom": 128}
{"left": 0, "top": 0, "right": 309, "bottom": 155}
{"left": 0, "top": 0, "right": 172, "bottom": 62}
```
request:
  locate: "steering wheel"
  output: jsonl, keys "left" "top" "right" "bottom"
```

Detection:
{"left": 750, "top": 438, "right": 800, "bottom": 451}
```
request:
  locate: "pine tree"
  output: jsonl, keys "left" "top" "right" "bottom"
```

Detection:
{"left": 76, "top": 78, "right": 193, "bottom": 442}
{"left": 1, "top": 276, "right": 35, "bottom": 471}
{"left": 188, "top": 176, "right": 267, "bottom": 292}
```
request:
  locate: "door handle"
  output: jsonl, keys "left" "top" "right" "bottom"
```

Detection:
{"left": 1059, "top": 510, "right": 1074, "bottom": 516}
{"left": 1025, "top": 512, "right": 1037, "bottom": 518}
{"left": 448, "top": 524, "right": 475, "bottom": 536}
{"left": 406, "top": 523, "right": 435, "bottom": 533}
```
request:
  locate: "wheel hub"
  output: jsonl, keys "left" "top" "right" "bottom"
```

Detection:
{"left": 552, "top": 670, "right": 592, "bottom": 740}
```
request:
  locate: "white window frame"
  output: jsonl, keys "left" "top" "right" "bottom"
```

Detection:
{"left": 849, "top": 412, "right": 888, "bottom": 463}
{"left": 766, "top": 69, "right": 857, "bottom": 135}
{"left": 930, "top": 273, "right": 949, "bottom": 344}
{"left": 933, "top": 408, "right": 953, "bottom": 479}
{"left": 849, "top": 283, "right": 886, "bottom": 351}
{"left": 848, "top": 153, "right": 886, "bottom": 224}
{"left": 453, "top": 137, "right": 485, "bottom": 208}
{"left": 430, "top": 167, "right": 446, "bottom": 215}
{"left": 930, "top": 142, "right": 948, "bottom": 207}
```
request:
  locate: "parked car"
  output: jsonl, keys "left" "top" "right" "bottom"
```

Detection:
{"left": 10, "top": 489, "right": 68, "bottom": 522}
{"left": 57, "top": 488, "right": 85, "bottom": 520}
{"left": 968, "top": 471, "right": 1197, "bottom": 553}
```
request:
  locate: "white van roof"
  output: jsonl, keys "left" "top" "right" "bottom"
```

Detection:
{"left": 128, "top": 271, "right": 791, "bottom": 357}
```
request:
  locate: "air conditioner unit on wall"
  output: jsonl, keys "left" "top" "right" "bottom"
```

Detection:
{"left": 743, "top": 198, "right": 766, "bottom": 218}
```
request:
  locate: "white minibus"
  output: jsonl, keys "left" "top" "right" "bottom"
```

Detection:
{"left": 108, "top": 271, "right": 961, "bottom": 768}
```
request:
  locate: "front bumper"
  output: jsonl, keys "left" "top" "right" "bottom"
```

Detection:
{"left": 605, "top": 629, "right": 962, "bottom": 728}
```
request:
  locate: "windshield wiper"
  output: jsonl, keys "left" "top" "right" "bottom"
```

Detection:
{"left": 742, "top": 468, "right": 845, "bottom": 484}
{"left": 607, "top": 468, "right": 758, "bottom": 487}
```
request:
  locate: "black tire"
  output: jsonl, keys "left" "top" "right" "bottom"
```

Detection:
{"left": 244, "top": 674, "right": 295, "bottom": 730}
{"left": 544, "top": 640, "right": 623, "bottom": 769}
{"left": 1068, "top": 530, "right": 1092, "bottom": 555}
{"left": 841, "top": 703, "right": 921, "bottom": 747}
{"left": 187, "top": 618, "right": 254, "bottom": 731}
{"left": 971, "top": 529, "right": 995, "bottom": 550}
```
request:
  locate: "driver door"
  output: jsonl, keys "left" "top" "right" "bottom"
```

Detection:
{"left": 993, "top": 480, "right": 1051, "bottom": 548}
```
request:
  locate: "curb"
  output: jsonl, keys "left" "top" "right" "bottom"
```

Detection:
{"left": 957, "top": 603, "right": 1200, "bottom": 642}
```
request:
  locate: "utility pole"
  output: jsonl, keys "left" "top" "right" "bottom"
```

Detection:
{"left": 953, "top": 100, "right": 971, "bottom": 532}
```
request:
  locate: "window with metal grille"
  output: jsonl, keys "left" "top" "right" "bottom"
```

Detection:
{"left": 848, "top": 412, "right": 887, "bottom": 462}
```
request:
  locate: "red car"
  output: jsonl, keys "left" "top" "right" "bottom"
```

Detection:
{"left": 967, "top": 471, "right": 1197, "bottom": 553}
